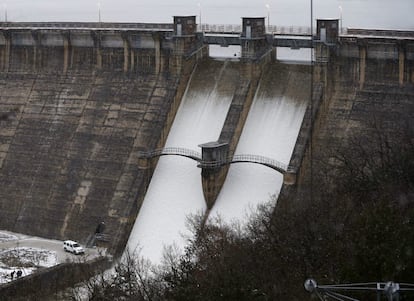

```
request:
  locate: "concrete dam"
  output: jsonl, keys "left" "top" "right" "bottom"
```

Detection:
{"left": 0, "top": 17, "right": 413, "bottom": 259}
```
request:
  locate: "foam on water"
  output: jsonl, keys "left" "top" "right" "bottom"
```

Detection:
{"left": 211, "top": 64, "right": 310, "bottom": 222}
{"left": 126, "top": 60, "right": 238, "bottom": 263}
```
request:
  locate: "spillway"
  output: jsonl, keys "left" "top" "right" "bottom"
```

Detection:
{"left": 126, "top": 61, "right": 310, "bottom": 263}
{"left": 126, "top": 59, "right": 239, "bottom": 263}
{"left": 210, "top": 63, "right": 310, "bottom": 222}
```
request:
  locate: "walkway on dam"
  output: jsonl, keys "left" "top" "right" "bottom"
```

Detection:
{"left": 0, "top": 21, "right": 311, "bottom": 35}
{"left": 3, "top": 21, "right": 411, "bottom": 39}
{"left": 138, "top": 147, "right": 288, "bottom": 174}
{"left": 0, "top": 21, "right": 314, "bottom": 49}
{"left": 10, "top": 21, "right": 412, "bottom": 51}
{"left": 13, "top": 21, "right": 410, "bottom": 52}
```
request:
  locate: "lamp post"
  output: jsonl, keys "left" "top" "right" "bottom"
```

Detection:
{"left": 3, "top": 3, "right": 7, "bottom": 23}
{"left": 198, "top": 3, "right": 202, "bottom": 32}
{"left": 97, "top": 2, "right": 101, "bottom": 23}
{"left": 265, "top": 4, "right": 270, "bottom": 32}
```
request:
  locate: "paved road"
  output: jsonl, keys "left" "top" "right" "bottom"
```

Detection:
{"left": 0, "top": 232, "right": 104, "bottom": 264}
{"left": 0, "top": 231, "right": 109, "bottom": 285}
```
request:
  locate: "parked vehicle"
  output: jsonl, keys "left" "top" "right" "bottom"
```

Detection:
{"left": 63, "top": 240, "right": 85, "bottom": 255}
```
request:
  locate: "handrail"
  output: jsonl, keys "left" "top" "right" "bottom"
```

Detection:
{"left": 138, "top": 147, "right": 202, "bottom": 161}
{"left": 0, "top": 22, "right": 311, "bottom": 36}
{"left": 232, "top": 154, "right": 287, "bottom": 172}
{"left": 139, "top": 147, "right": 287, "bottom": 173}
{"left": 3, "top": 22, "right": 413, "bottom": 39}
{"left": 0, "top": 21, "right": 173, "bottom": 31}
{"left": 200, "top": 24, "right": 313, "bottom": 36}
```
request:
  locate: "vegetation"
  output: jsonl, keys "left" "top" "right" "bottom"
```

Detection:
{"left": 73, "top": 124, "right": 414, "bottom": 300}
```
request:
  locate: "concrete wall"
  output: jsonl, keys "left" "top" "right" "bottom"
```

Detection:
{"left": 0, "top": 26, "right": 207, "bottom": 255}
{"left": 0, "top": 23, "right": 412, "bottom": 258}
{"left": 0, "top": 257, "right": 110, "bottom": 301}
{"left": 281, "top": 33, "right": 414, "bottom": 196}
{"left": 0, "top": 71, "right": 178, "bottom": 253}
{"left": 0, "top": 29, "right": 172, "bottom": 74}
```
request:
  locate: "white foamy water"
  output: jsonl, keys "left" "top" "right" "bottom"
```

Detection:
{"left": 126, "top": 61, "right": 237, "bottom": 263}
{"left": 210, "top": 65, "right": 310, "bottom": 222}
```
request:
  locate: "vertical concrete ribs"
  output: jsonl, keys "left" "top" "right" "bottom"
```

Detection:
{"left": 0, "top": 16, "right": 413, "bottom": 254}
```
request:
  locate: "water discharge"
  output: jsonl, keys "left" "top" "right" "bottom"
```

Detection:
{"left": 126, "top": 59, "right": 239, "bottom": 263}
{"left": 210, "top": 63, "right": 310, "bottom": 222}
{"left": 126, "top": 60, "right": 311, "bottom": 263}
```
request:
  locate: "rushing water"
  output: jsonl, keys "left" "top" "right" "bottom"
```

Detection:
{"left": 7, "top": 0, "right": 409, "bottom": 263}
{"left": 2, "top": 0, "right": 413, "bottom": 30}
{"left": 126, "top": 60, "right": 238, "bottom": 263}
{"left": 126, "top": 60, "right": 311, "bottom": 263}
{"left": 210, "top": 63, "right": 310, "bottom": 223}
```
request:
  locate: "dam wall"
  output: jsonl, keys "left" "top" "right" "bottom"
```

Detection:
{"left": 282, "top": 24, "right": 414, "bottom": 196}
{"left": 127, "top": 58, "right": 242, "bottom": 263}
{"left": 0, "top": 71, "right": 180, "bottom": 253}
{"left": 0, "top": 17, "right": 413, "bottom": 257}
{"left": 0, "top": 25, "right": 174, "bottom": 73}
{"left": 201, "top": 17, "right": 274, "bottom": 206}
{"left": 0, "top": 22, "right": 207, "bottom": 254}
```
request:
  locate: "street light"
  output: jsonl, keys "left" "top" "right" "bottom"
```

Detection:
{"left": 265, "top": 4, "right": 270, "bottom": 32}
{"left": 3, "top": 4, "right": 7, "bottom": 22}
{"left": 97, "top": 2, "right": 101, "bottom": 23}
{"left": 198, "top": 3, "right": 202, "bottom": 32}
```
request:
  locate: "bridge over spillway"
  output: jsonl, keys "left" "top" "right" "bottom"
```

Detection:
{"left": 138, "top": 147, "right": 288, "bottom": 174}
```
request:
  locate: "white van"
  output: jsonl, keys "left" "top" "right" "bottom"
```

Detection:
{"left": 63, "top": 240, "right": 85, "bottom": 255}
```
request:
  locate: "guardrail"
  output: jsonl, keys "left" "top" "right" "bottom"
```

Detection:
{"left": 138, "top": 147, "right": 202, "bottom": 161}
{"left": 346, "top": 28, "right": 414, "bottom": 38}
{"left": 0, "top": 22, "right": 345, "bottom": 37}
{"left": 199, "top": 24, "right": 313, "bottom": 36}
{"left": 232, "top": 154, "right": 287, "bottom": 172}
{"left": 198, "top": 155, "right": 286, "bottom": 173}
{"left": 0, "top": 21, "right": 173, "bottom": 30}
{"left": 8, "top": 22, "right": 411, "bottom": 38}
{"left": 139, "top": 147, "right": 287, "bottom": 173}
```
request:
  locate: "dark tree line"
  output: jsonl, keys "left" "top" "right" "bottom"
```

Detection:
{"left": 71, "top": 122, "right": 414, "bottom": 300}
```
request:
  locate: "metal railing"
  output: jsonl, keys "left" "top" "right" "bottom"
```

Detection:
{"left": 0, "top": 21, "right": 173, "bottom": 31}
{"left": 0, "top": 22, "right": 312, "bottom": 36}
{"left": 346, "top": 28, "right": 414, "bottom": 38}
{"left": 232, "top": 154, "right": 287, "bottom": 172}
{"left": 199, "top": 24, "right": 242, "bottom": 33}
{"left": 138, "top": 147, "right": 201, "bottom": 161}
{"left": 198, "top": 155, "right": 286, "bottom": 173}
{"left": 9, "top": 21, "right": 413, "bottom": 39}
{"left": 139, "top": 147, "right": 287, "bottom": 173}
{"left": 199, "top": 24, "right": 313, "bottom": 36}
{"left": 270, "top": 25, "right": 312, "bottom": 35}
{"left": 0, "top": 22, "right": 363, "bottom": 38}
